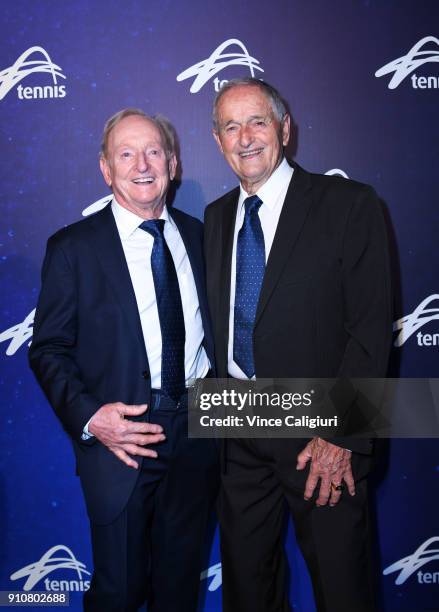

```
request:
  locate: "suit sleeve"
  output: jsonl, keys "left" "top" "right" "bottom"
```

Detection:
{"left": 331, "top": 186, "right": 393, "bottom": 453}
{"left": 338, "top": 186, "right": 392, "bottom": 377}
{"left": 29, "top": 234, "right": 101, "bottom": 442}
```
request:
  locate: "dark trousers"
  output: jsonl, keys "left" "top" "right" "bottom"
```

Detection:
{"left": 219, "top": 438, "right": 374, "bottom": 612}
{"left": 84, "top": 407, "right": 219, "bottom": 612}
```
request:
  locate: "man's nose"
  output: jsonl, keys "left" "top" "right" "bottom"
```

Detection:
{"left": 136, "top": 151, "right": 149, "bottom": 172}
{"left": 239, "top": 124, "right": 254, "bottom": 148}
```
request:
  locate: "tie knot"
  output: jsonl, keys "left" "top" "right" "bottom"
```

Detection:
{"left": 244, "top": 195, "right": 262, "bottom": 215}
{"left": 139, "top": 219, "right": 165, "bottom": 239}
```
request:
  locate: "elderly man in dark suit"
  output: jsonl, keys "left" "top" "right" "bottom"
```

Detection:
{"left": 29, "top": 109, "right": 218, "bottom": 612}
{"left": 204, "top": 78, "right": 392, "bottom": 612}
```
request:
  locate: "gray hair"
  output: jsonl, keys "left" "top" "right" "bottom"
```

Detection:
{"left": 100, "top": 108, "right": 176, "bottom": 160}
{"left": 212, "top": 78, "right": 288, "bottom": 131}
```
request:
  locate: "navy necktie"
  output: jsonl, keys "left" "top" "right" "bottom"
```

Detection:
{"left": 140, "top": 219, "right": 186, "bottom": 401}
{"left": 234, "top": 195, "right": 265, "bottom": 378}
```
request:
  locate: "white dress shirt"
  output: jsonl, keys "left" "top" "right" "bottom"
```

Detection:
{"left": 111, "top": 198, "right": 209, "bottom": 388}
{"left": 83, "top": 199, "right": 209, "bottom": 437}
{"left": 228, "top": 158, "right": 294, "bottom": 379}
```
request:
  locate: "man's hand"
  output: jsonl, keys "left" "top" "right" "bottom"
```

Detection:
{"left": 88, "top": 402, "right": 165, "bottom": 469}
{"left": 296, "top": 437, "right": 355, "bottom": 507}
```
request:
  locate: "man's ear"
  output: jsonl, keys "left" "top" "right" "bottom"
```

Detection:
{"left": 213, "top": 129, "right": 224, "bottom": 155}
{"left": 168, "top": 154, "right": 177, "bottom": 180}
{"left": 281, "top": 114, "right": 291, "bottom": 147}
{"left": 99, "top": 156, "right": 112, "bottom": 187}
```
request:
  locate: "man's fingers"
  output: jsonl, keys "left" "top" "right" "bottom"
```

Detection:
{"left": 110, "top": 447, "right": 139, "bottom": 470}
{"left": 303, "top": 472, "right": 319, "bottom": 500}
{"left": 113, "top": 442, "right": 159, "bottom": 462}
{"left": 90, "top": 403, "right": 165, "bottom": 458}
{"left": 123, "top": 433, "right": 166, "bottom": 446}
{"left": 329, "top": 485, "right": 343, "bottom": 507}
{"left": 299, "top": 438, "right": 355, "bottom": 506}
{"left": 118, "top": 403, "right": 149, "bottom": 417}
{"left": 101, "top": 426, "right": 165, "bottom": 447}
{"left": 120, "top": 443, "right": 159, "bottom": 459}
{"left": 344, "top": 469, "right": 356, "bottom": 496}
{"left": 123, "top": 421, "right": 163, "bottom": 435}
{"left": 296, "top": 445, "right": 312, "bottom": 470}
{"left": 327, "top": 470, "right": 355, "bottom": 506}
{"left": 316, "top": 477, "right": 332, "bottom": 506}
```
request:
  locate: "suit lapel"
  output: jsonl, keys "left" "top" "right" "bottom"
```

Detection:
{"left": 218, "top": 189, "right": 239, "bottom": 328}
{"left": 216, "top": 189, "right": 239, "bottom": 367}
{"left": 255, "top": 164, "right": 313, "bottom": 326}
{"left": 88, "top": 204, "right": 149, "bottom": 364}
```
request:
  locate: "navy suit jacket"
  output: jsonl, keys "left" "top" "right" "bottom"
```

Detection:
{"left": 29, "top": 203, "right": 214, "bottom": 524}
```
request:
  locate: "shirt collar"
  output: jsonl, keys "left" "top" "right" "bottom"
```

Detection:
{"left": 111, "top": 197, "right": 174, "bottom": 239}
{"left": 239, "top": 157, "right": 293, "bottom": 211}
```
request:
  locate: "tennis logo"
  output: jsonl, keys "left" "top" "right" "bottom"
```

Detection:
{"left": 393, "top": 294, "right": 439, "bottom": 347}
{"left": 176, "top": 38, "right": 264, "bottom": 93}
{"left": 0, "top": 46, "right": 67, "bottom": 101}
{"left": 200, "top": 562, "right": 222, "bottom": 591}
{"left": 383, "top": 537, "right": 439, "bottom": 585}
{"left": 0, "top": 309, "right": 35, "bottom": 356}
{"left": 375, "top": 36, "right": 439, "bottom": 90}
{"left": 10, "top": 545, "right": 90, "bottom": 592}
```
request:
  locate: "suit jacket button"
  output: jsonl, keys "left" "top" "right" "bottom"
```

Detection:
{"left": 142, "top": 371, "right": 149, "bottom": 379}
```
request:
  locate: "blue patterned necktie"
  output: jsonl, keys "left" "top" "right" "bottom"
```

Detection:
{"left": 140, "top": 219, "right": 186, "bottom": 401}
{"left": 234, "top": 195, "right": 265, "bottom": 378}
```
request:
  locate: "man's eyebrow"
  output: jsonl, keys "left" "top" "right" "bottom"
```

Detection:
{"left": 221, "top": 114, "right": 267, "bottom": 127}
{"left": 221, "top": 119, "right": 240, "bottom": 127}
{"left": 114, "top": 142, "right": 134, "bottom": 150}
{"left": 248, "top": 114, "right": 270, "bottom": 121}
{"left": 114, "top": 141, "right": 163, "bottom": 150}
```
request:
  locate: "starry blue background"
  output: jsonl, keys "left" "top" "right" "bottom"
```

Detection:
{"left": 0, "top": 1, "right": 438, "bottom": 610}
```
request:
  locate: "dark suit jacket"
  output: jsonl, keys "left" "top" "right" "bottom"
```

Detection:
{"left": 29, "top": 203, "right": 214, "bottom": 525}
{"left": 204, "top": 163, "right": 392, "bottom": 460}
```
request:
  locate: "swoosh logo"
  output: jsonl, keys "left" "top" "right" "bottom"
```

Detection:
{"left": 200, "top": 562, "right": 222, "bottom": 591}
{"left": 393, "top": 294, "right": 439, "bottom": 347}
{"left": 82, "top": 194, "right": 112, "bottom": 216}
{"left": 375, "top": 36, "right": 439, "bottom": 89}
{"left": 10, "top": 545, "right": 90, "bottom": 591}
{"left": 383, "top": 537, "right": 439, "bottom": 584}
{"left": 176, "top": 38, "right": 263, "bottom": 93}
{"left": 0, "top": 309, "right": 35, "bottom": 356}
{"left": 0, "top": 46, "right": 66, "bottom": 101}
{"left": 324, "top": 168, "right": 349, "bottom": 179}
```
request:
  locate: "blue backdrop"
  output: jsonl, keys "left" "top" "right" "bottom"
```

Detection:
{"left": 1, "top": 1, "right": 438, "bottom": 610}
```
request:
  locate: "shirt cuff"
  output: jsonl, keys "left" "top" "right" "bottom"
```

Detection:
{"left": 81, "top": 418, "right": 95, "bottom": 441}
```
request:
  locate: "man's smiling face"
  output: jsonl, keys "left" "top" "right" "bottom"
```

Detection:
{"left": 213, "top": 85, "right": 290, "bottom": 194}
{"left": 100, "top": 115, "right": 176, "bottom": 218}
